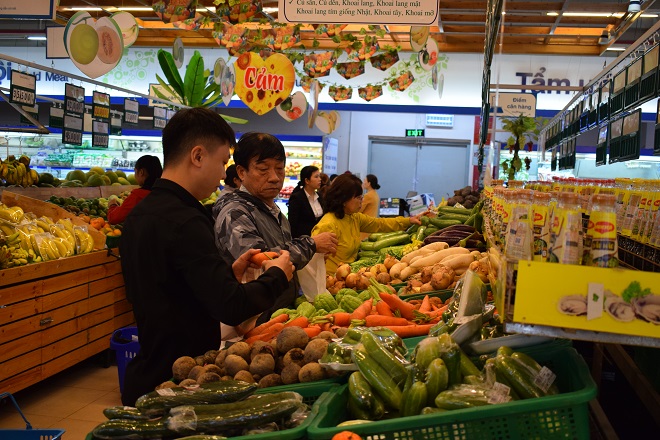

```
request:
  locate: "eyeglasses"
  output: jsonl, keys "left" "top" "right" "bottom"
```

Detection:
{"left": 354, "top": 195, "right": 363, "bottom": 201}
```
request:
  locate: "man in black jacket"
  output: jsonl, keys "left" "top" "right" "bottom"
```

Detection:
{"left": 119, "top": 109, "right": 294, "bottom": 406}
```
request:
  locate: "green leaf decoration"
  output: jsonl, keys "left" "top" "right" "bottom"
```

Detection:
{"left": 155, "top": 74, "right": 181, "bottom": 103}
{"left": 184, "top": 51, "right": 206, "bottom": 107}
{"left": 157, "top": 50, "right": 184, "bottom": 99}
{"left": 202, "top": 81, "right": 219, "bottom": 99}
{"left": 219, "top": 114, "right": 249, "bottom": 124}
{"left": 151, "top": 86, "right": 173, "bottom": 103}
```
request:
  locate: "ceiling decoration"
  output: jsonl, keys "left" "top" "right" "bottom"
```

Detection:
{"left": 2, "top": 1, "right": 657, "bottom": 56}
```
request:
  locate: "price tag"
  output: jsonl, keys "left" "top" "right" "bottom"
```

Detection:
{"left": 587, "top": 282, "right": 604, "bottom": 321}
{"left": 533, "top": 366, "right": 557, "bottom": 393}
{"left": 488, "top": 382, "right": 512, "bottom": 404}
{"left": 10, "top": 70, "right": 36, "bottom": 106}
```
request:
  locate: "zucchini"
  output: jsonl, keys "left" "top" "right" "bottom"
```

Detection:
{"left": 361, "top": 233, "right": 411, "bottom": 252}
{"left": 348, "top": 373, "right": 385, "bottom": 420}
{"left": 92, "top": 419, "right": 172, "bottom": 439}
{"left": 356, "top": 250, "right": 380, "bottom": 259}
{"left": 415, "top": 226, "right": 427, "bottom": 241}
{"left": 425, "top": 358, "right": 449, "bottom": 405}
{"left": 421, "top": 407, "right": 448, "bottom": 414}
{"left": 368, "top": 233, "right": 385, "bottom": 241}
{"left": 434, "top": 388, "right": 490, "bottom": 410}
{"left": 440, "top": 346, "right": 461, "bottom": 386}
{"left": 485, "top": 358, "right": 521, "bottom": 400}
{"left": 437, "top": 213, "right": 470, "bottom": 222}
{"left": 353, "top": 345, "right": 403, "bottom": 410}
{"left": 360, "top": 332, "right": 408, "bottom": 386}
{"left": 167, "top": 392, "right": 302, "bottom": 433}
{"left": 102, "top": 406, "right": 153, "bottom": 421}
{"left": 428, "top": 218, "right": 463, "bottom": 229}
{"left": 459, "top": 348, "right": 482, "bottom": 378}
{"left": 406, "top": 224, "right": 420, "bottom": 234}
{"left": 423, "top": 226, "right": 438, "bottom": 237}
{"left": 135, "top": 380, "right": 258, "bottom": 416}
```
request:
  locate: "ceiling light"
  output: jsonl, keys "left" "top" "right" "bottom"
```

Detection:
{"left": 27, "top": 36, "right": 47, "bottom": 41}
{"left": 547, "top": 12, "right": 559, "bottom": 16}
{"left": 641, "top": 14, "right": 658, "bottom": 17}
{"left": 115, "top": 7, "right": 154, "bottom": 12}
{"left": 262, "top": 7, "right": 278, "bottom": 13}
{"left": 605, "top": 47, "right": 626, "bottom": 51}
{"left": 62, "top": 7, "right": 103, "bottom": 11}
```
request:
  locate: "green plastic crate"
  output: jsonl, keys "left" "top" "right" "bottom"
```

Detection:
{"left": 307, "top": 346, "right": 597, "bottom": 440}
{"left": 86, "top": 381, "right": 336, "bottom": 440}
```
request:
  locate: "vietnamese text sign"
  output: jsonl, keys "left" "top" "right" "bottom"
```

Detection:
{"left": 323, "top": 137, "right": 338, "bottom": 175}
{"left": 514, "top": 261, "right": 660, "bottom": 339}
{"left": 279, "top": 0, "right": 438, "bottom": 26}
{"left": 489, "top": 92, "right": 537, "bottom": 117}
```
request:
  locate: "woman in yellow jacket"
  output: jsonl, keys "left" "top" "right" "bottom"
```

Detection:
{"left": 312, "top": 174, "right": 421, "bottom": 275}
{"left": 360, "top": 174, "right": 380, "bottom": 217}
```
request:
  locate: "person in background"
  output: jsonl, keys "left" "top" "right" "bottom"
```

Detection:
{"left": 213, "top": 132, "right": 338, "bottom": 324}
{"left": 107, "top": 155, "right": 163, "bottom": 224}
{"left": 220, "top": 164, "right": 241, "bottom": 197}
{"left": 360, "top": 173, "right": 380, "bottom": 218}
{"left": 312, "top": 174, "right": 421, "bottom": 275}
{"left": 119, "top": 108, "right": 293, "bottom": 406}
{"left": 287, "top": 165, "right": 324, "bottom": 238}
{"left": 318, "top": 172, "right": 330, "bottom": 199}
{"left": 329, "top": 173, "right": 339, "bottom": 184}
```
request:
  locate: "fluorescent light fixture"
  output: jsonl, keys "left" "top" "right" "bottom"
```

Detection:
{"left": 547, "top": 11, "right": 659, "bottom": 18}
{"left": 62, "top": 7, "right": 103, "bottom": 11}
{"left": 27, "top": 36, "right": 47, "bottom": 41}
{"left": 547, "top": 12, "right": 559, "bottom": 16}
{"left": 605, "top": 47, "right": 626, "bottom": 51}
{"left": 115, "top": 7, "right": 153, "bottom": 11}
{"left": 262, "top": 7, "right": 278, "bottom": 13}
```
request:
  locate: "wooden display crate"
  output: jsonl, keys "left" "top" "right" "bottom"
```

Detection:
{"left": 0, "top": 251, "right": 133, "bottom": 394}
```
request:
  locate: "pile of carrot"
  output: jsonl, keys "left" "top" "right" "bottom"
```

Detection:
{"left": 243, "top": 293, "right": 444, "bottom": 343}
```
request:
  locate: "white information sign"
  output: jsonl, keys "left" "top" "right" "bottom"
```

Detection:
{"left": 489, "top": 92, "right": 537, "bottom": 117}
{"left": 323, "top": 137, "right": 338, "bottom": 175}
{"left": 279, "top": 0, "right": 438, "bottom": 25}
{"left": 0, "top": 0, "right": 56, "bottom": 19}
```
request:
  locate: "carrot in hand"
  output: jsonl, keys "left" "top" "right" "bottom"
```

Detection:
{"left": 376, "top": 300, "right": 394, "bottom": 317}
{"left": 249, "top": 251, "right": 280, "bottom": 266}
{"left": 244, "top": 322, "right": 284, "bottom": 344}
{"left": 379, "top": 292, "right": 416, "bottom": 320}
{"left": 244, "top": 313, "right": 288, "bottom": 338}
{"left": 284, "top": 316, "right": 309, "bottom": 328}
{"left": 350, "top": 298, "right": 374, "bottom": 320}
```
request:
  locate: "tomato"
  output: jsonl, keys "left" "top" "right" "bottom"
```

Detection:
{"left": 286, "top": 107, "right": 302, "bottom": 120}
{"left": 429, "top": 51, "right": 438, "bottom": 65}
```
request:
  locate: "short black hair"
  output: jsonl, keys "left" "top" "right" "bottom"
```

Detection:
{"left": 161, "top": 108, "right": 236, "bottom": 168}
{"left": 224, "top": 164, "right": 240, "bottom": 188}
{"left": 322, "top": 174, "right": 363, "bottom": 219}
{"left": 233, "top": 132, "right": 286, "bottom": 169}
{"left": 134, "top": 155, "right": 162, "bottom": 190}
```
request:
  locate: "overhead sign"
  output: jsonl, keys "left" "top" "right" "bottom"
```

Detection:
{"left": 406, "top": 128, "right": 425, "bottom": 137}
{"left": 489, "top": 92, "right": 537, "bottom": 117}
{"left": 279, "top": 0, "right": 438, "bottom": 26}
{"left": 0, "top": 0, "right": 56, "bottom": 19}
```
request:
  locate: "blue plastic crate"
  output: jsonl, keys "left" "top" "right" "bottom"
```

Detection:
{"left": 109, "top": 326, "right": 139, "bottom": 394}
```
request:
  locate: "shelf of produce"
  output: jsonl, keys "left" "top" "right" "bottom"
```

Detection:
{"left": 0, "top": 185, "right": 137, "bottom": 201}
{"left": 0, "top": 250, "right": 133, "bottom": 394}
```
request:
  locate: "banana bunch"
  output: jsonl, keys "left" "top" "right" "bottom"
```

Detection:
{"left": 73, "top": 228, "right": 95, "bottom": 254}
{"left": 0, "top": 205, "right": 25, "bottom": 223}
{"left": 0, "top": 229, "right": 42, "bottom": 268}
{"left": 0, "top": 155, "right": 39, "bottom": 187}
{"left": 49, "top": 224, "right": 76, "bottom": 257}
{"left": 34, "top": 234, "right": 70, "bottom": 262}
{"left": 410, "top": 26, "right": 430, "bottom": 47}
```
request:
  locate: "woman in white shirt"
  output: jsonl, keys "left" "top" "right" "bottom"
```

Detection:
{"left": 287, "top": 165, "right": 324, "bottom": 238}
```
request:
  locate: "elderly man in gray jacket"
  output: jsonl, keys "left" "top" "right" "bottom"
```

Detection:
{"left": 213, "top": 132, "right": 338, "bottom": 326}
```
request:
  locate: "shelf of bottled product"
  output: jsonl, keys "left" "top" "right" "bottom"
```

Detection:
{"left": 483, "top": 179, "right": 660, "bottom": 348}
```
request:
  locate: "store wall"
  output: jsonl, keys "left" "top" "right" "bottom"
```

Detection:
{"left": 346, "top": 112, "right": 474, "bottom": 177}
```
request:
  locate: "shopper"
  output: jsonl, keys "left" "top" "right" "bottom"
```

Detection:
{"left": 213, "top": 132, "right": 338, "bottom": 323}
{"left": 312, "top": 174, "right": 421, "bottom": 275}
{"left": 119, "top": 109, "right": 294, "bottom": 406}
{"left": 360, "top": 173, "right": 381, "bottom": 217}
{"left": 107, "top": 155, "right": 162, "bottom": 224}
{"left": 287, "top": 165, "right": 324, "bottom": 238}
{"left": 220, "top": 164, "right": 241, "bottom": 197}
{"left": 318, "top": 172, "right": 330, "bottom": 199}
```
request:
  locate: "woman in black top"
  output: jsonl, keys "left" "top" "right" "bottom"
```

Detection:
{"left": 287, "top": 165, "right": 324, "bottom": 238}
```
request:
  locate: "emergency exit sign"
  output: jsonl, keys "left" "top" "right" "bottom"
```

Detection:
{"left": 406, "top": 129, "right": 425, "bottom": 137}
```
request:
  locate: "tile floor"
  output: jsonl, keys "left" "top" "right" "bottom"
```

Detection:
{"left": 0, "top": 359, "right": 121, "bottom": 439}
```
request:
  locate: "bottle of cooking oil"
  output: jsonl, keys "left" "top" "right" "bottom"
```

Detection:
{"left": 548, "top": 192, "right": 583, "bottom": 265}
{"left": 588, "top": 193, "right": 619, "bottom": 268}
{"left": 532, "top": 191, "right": 552, "bottom": 262}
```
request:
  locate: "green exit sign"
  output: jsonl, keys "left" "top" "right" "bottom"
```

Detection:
{"left": 405, "top": 129, "right": 425, "bottom": 137}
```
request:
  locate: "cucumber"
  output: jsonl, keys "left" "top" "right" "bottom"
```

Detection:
{"left": 459, "top": 348, "right": 482, "bottom": 378}
{"left": 92, "top": 419, "right": 172, "bottom": 439}
{"left": 102, "top": 406, "right": 153, "bottom": 421}
{"left": 361, "top": 233, "right": 411, "bottom": 252}
{"left": 438, "top": 207, "right": 472, "bottom": 216}
{"left": 510, "top": 352, "right": 559, "bottom": 395}
{"left": 401, "top": 381, "right": 428, "bottom": 417}
{"left": 415, "top": 226, "right": 427, "bottom": 241}
{"left": 168, "top": 392, "right": 302, "bottom": 433}
{"left": 493, "top": 355, "right": 545, "bottom": 399}
{"left": 428, "top": 218, "right": 463, "bottom": 229}
{"left": 406, "top": 224, "right": 420, "bottom": 235}
{"left": 348, "top": 371, "right": 379, "bottom": 413}
{"left": 485, "top": 358, "right": 521, "bottom": 400}
{"left": 421, "top": 216, "right": 431, "bottom": 226}
{"left": 423, "top": 226, "right": 438, "bottom": 237}
{"left": 497, "top": 346, "right": 514, "bottom": 357}
{"left": 440, "top": 346, "right": 461, "bottom": 386}
{"left": 360, "top": 332, "right": 408, "bottom": 386}
{"left": 421, "top": 406, "right": 448, "bottom": 414}
{"left": 135, "top": 380, "right": 258, "bottom": 416}
{"left": 348, "top": 394, "right": 374, "bottom": 420}
{"left": 353, "top": 346, "right": 403, "bottom": 410}
{"left": 368, "top": 233, "right": 385, "bottom": 241}
{"left": 434, "top": 389, "right": 490, "bottom": 410}
{"left": 425, "top": 358, "right": 449, "bottom": 405}
{"left": 437, "top": 213, "right": 470, "bottom": 222}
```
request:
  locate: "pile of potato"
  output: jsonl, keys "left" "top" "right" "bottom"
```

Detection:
{"left": 160, "top": 327, "right": 344, "bottom": 391}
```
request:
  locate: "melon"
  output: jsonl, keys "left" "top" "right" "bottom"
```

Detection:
{"left": 115, "top": 170, "right": 127, "bottom": 178}
{"left": 105, "top": 171, "right": 119, "bottom": 184}
{"left": 67, "top": 169, "right": 86, "bottom": 183}
{"left": 90, "top": 166, "right": 106, "bottom": 175}
{"left": 118, "top": 177, "right": 131, "bottom": 185}
{"left": 127, "top": 174, "right": 138, "bottom": 185}
{"left": 101, "top": 175, "right": 112, "bottom": 186}
{"left": 87, "top": 174, "right": 105, "bottom": 187}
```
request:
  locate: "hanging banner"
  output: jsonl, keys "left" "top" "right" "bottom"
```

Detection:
{"left": 64, "top": 83, "right": 85, "bottom": 116}
{"left": 92, "top": 120, "right": 109, "bottom": 148}
{"left": 9, "top": 70, "right": 36, "bottom": 106}
{"left": 92, "top": 91, "right": 111, "bottom": 121}
{"left": 233, "top": 52, "right": 295, "bottom": 115}
{"left": 153, "top": 107, "right": 168, "bottom": 129}
{"left": 279, "top": 0, "right": 438, "bottom": 26}
{"left": 123, "top": 98, "right": 139, "bottom": 125}
{"left": 62, "top": 114, "right": 83, "bottom": 146}
{"left": 49, "top": 105, "right": 64, "bottom": 129}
